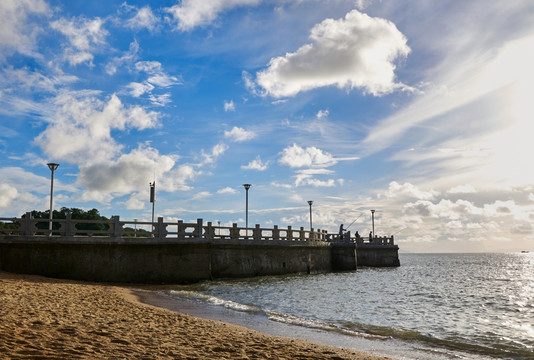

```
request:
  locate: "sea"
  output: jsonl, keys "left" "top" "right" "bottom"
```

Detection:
{"left": 136, "top": 253, "right": 534, "bottom": 359}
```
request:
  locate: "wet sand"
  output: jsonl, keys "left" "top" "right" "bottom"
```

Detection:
{"left": 0, "top": 271, "right": 392, "bottom": 359}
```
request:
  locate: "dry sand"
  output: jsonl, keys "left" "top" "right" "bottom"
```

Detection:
{"left": 0, "top": 271, "right": 392, "bottom": 359}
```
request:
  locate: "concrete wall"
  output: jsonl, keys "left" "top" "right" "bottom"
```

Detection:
{"left": 330, "top": 243, "right": 358, "bottom": 271}
{"left": 0, "top": 237, "right": 335, "bottom": 284}
{"left": 356, "top": 245, "right": 400, "bottom": 267}
{"left": 0, "top": 236, "right": 399, "bottom": 284}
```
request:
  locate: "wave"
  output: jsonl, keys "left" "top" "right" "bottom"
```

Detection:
{"left": 166, "top": 288, "right": 534, "bottom": 359}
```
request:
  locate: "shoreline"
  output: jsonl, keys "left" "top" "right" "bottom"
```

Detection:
{"left": 0, "top": 271, "right": 391, "bottom": 359}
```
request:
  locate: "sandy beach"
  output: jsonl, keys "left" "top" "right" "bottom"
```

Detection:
{"left": 0, "top": 271, "right": 391, "bottom": 359}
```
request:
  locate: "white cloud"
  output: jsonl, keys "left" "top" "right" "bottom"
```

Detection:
{"left": 0, "top": 66, "right": 78, "bottom": 93}
{"left": 242, "top": 156, "right": 269, "bottom": 171}
{"left": 224, "top": 126, "right": 256, "bottom": 142}
{"left": 383, "top": 181, "right": 438, "bottom": 201}
{"left": 316, "top": 109, "right": 329, "bottom": 119}
{"left": 447, "top": 184, "right": 477, "bottom": 194}
{"left": 224, "top": 100, "right": 235, "bottom": 112}
{"left": 200, "top": 143, "right": 228, "bottom": 165}
{"left": 35, "top": 93, "right": 159, "bottom": 165}
{"left": 279, "top": 144, "right": 336, "bottom": 168}
{"left": 217, "top": 187, "right": 238, "bottom": 194}
{"left": 148, "top": 93, "right": 172, "bottom": 107}
{"left": 166, "top": 0, "right": 261, "bottom": 31}
{"left": 127, "top": 82, "right": 155, "bottom": 97}
{"left": 256, "top": 9, "right": 411, "bottom": 97}
{"left": 193, "top": 191, "right": 212, "bottom": 200}
{"left": 126, "top": 61, "right": 180, "bottom": 105}
{"left": 50, "top": 16, "right": 109, "bottom": 66}
{"left": 295, "top": 175, "right": 336, "bottom": 187}
{"left": 0, "top": 0, "right": 49, "bottom": 59}
{"left": 77, "top": 145, "right": 175, "bottom": 195}
{"left": 106, "top": 40, "right": 139, "bottom": 75}
{"left": 125, "top": 6, "right": 159, "bottom": 31}
{"left": 0, "top": 183, "right": 18, "bottom": 208}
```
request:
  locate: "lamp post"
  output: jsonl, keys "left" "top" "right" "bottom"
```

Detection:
{"left": 371, "top": 209, "right": 375, "bottom": 239}
{"left": 150, "top": 181, "right": 155, "bottom": 236}
{"left": 243, "top": 184, "right": 251, "bottom": 233}
{"left": 307, "top": 200, "right": 313, "bottom": 231}
{"left": 47, "top": 163, "right": 59, "bottom": 234}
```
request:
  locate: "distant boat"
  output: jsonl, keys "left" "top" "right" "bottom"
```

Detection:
{"left": 521, "top": 250, "right": 529, "bottom": 253}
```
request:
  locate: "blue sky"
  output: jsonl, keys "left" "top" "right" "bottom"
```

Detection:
{"left": 1, "top": 0, "right": 534, "bottom": 252}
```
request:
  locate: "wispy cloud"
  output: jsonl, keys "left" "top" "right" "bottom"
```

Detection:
{"left": 50, "top": 16, "right": 109, "bottom": 66}
{"left": 0, "top": 0, "right": 50, "bottom": 59}
{"left": 165, "top": 0, "right": 261, "bottom": 31}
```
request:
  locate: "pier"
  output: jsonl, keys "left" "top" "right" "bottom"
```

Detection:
{"left": 0, "top": 214, "right": 399, "bottom": 284}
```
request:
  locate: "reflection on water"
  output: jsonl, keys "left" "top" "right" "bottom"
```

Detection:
{"left": 168, "top": 253, "right": 534, "bottom": 359}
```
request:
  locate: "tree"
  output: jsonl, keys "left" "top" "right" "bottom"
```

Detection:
{"left": 22, "top": 207, "right": 110, "bottom": 234}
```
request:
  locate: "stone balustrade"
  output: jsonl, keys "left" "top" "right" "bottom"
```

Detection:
{"left": 0, "top": 213, "right": 394, "bottom": 246}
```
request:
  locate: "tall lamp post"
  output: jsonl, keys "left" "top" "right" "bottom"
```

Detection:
{"left": 150, "top": 182, "right": 155, "bottom": 236}
{"left": 47, "top": 163, "right": 59, "bottom": 234}
{"left": 371, "top": 209, "right": 375, "bottom": 239}
{"left": 307, "top": 200, "right": 313, "bottom": 231}
{"left": 243, "top": 184, "right": 251, "bottom": 232}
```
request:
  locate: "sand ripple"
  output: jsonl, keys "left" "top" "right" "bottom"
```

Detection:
{"left": 0, "top": 271, "right": 390, "bottom": 359}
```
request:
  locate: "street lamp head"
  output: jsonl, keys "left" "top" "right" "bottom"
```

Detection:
{"left": 47, "top": 163, "right": 59, "bottom": 171}
{"left": 371, "top": 209, "right": 375, "bottom": 214}
{"left": 308, "top": 200, "right": 313, "bottom": 206}
{"left": 243, "top": 184, "right": 251, "bottom": 190}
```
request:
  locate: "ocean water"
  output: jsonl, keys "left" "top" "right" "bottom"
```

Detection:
{"left": 149, "top": 253, "right": 534, "bottom": 359}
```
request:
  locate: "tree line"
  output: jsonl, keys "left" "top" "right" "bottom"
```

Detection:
{"left": 0, "top": 208, "right": 150, "bottom": 236}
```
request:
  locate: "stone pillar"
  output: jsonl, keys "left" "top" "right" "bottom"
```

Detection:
{"left": 65, "top": 212, "right": 73, "bottom": 237}
{"left": 273, "top": 225, "right": 279, "bottom": 241}
{"left": 113, "top": 216, "right": 121, "bottom": 238}
{"left": 230, "top": 223, "right": 239, "bottom": 239}
{"left": 196, "top": 218, "right": 203, "bottom": 238}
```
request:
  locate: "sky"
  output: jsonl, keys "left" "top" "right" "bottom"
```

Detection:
{"left": 1, "top": 0, "right": 534, "bottom": 253}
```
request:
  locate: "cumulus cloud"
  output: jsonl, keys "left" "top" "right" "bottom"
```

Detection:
{"left": 316, "top": 109, "right": 329, "bottom": 119}
{"left": 125, "top": 6, "right": 159, "bottom": 31}
{"left": 383, "top": 181, "right": 438, "bottom": 200}
{"left": 0, "top": 0, "right": 49, "bottom": 59}
{"left": 0, "top": 183, "right": 18, "bottom": 208}
{"left": 166, "top": 0, "right": 261, "bottom": 31}
{"left": 224, "top": 126, "right": 256, "bottom": 142}
{"left": 77, "top": 145, "right": 175, "bottom": 194}
{"left": 279, "top": 144, "right": 336, "bottom": 168}
{"left": 35, "top": 92, "right": 159, "bottom": 164}
{"left": 256, "top": 9, "right": 411, "bottom": 97}
{"left": 224, "top": 100, "right": 235, "bottom": 112}
{"left": 50, "top": 16, "right": 109, "bottom": 66}
{"left": 242, "top": 156, "right": 269, "bottom": 171}
{"left": 217, "top": 187, "right": 238, "bottom": 194}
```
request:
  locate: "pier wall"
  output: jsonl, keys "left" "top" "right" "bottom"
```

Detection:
{"left": 0, "top": 237, "right": 338, "bottom": 284}
{"left": 356, "top": 245, "right": 400, "bottom": 267}
{"left": 0, "top": 216, "right": 398, "bottom": 283}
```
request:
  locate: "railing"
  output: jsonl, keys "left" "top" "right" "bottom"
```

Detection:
{"left": 0, "top": 213, "right": 394, "bottom": 245}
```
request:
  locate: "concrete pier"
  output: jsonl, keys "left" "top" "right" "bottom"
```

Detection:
{"left": 0, "top": 215, "right": 399, "bottom": 284}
